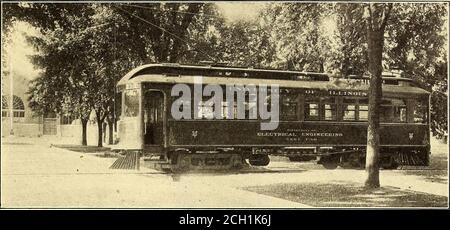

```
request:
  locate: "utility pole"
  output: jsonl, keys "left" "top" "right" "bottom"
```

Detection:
{"left": 9, "top": 52, "right": 14, "bottom": 136}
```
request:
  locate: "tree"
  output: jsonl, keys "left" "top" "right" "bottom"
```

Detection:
{"left": 91, "top": 3, "right": 223, "bottom": 146}
{"left": 216, "top": 20, "right": 276, "bottom": 68}
{"left": 112, "top": 3, "right": 216, "bottom": 63}
{"left": 84, "top": 5, "right": 121, "bottom": 147}
{"left": 385, "top": 3, "right": 448, "bottom": 139}
{"left": 7, "top": 3, "right": 98, "bottom": 145}
{"left": 27, "top": 26, "right": 95, "bottom": 146}
{"left": 7, "top": 3, "right": 224, "bottom": 147}
{"left": 5, "top": 2, "right": 447, "bottom": 151}
{"left": 363, "top": 3, "right": 393, "bottom": 188}
{"left": 9, "top": 3, "right": 136, "bottom": 146}
{"left": 262, "top": 3, "right": 333, "bottom": 71}
{"left": 180, "top": 4, "right": 226, "bottom": 63}
{"left": 332, "top": 4, "right": 368, "bottom": 75}
{"left": 330, "top": 3, "right": 448, "bottom": 140}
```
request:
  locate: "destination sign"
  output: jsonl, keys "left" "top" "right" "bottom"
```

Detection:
{"left": 304, "top": 89, "right": 368, "bottom": 97}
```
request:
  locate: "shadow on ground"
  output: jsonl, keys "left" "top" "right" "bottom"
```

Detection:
{"left": 52, "top": 144, "right": 117, "bottom": 158}
{"left": 399, "top": 154, "right": 448, "bottom": 184}
{"left": 2, "top": 142, "right": 33, "bottom": 145}
{"left": 243, "top": 181, "right": 448, "bottom": 207}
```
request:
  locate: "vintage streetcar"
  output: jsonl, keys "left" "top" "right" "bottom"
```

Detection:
{"left": 113, "top": 63, "right": 430, "bottom": 171}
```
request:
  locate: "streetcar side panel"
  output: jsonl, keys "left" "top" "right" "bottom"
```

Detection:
{"left": 167, "top": 120, "right": 429, "bottom": 147}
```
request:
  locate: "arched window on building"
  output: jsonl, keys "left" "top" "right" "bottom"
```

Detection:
{"left": 2, "top": 96, "right": 8, "bottom": 117}
{"left": 12, "top": 95, "right": 25, "bottom": 118}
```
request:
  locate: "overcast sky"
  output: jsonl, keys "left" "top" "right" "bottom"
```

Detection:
{"left": 4, "top": 22, "right": 40, "bottom": 79}
{"left": 215, "top": 2, "right": 266, "bottom": 22}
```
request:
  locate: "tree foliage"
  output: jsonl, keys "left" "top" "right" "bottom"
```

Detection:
{"left": 3, "top": 2, "right": 448, "bottom": 141}
{"left": 261, "top": 3, "right": 334, "bottom": 71}
{"left": 332, "top": 4, "right": 368, "bottom": 75}
{"left": 4, "top": 2, "right": 224, "bottom": 146}
{"left": 215, "top": 20, "right": 276, "bottom": 68}
{"left": 385, "top": 3, "right": 448, "bottom": 138}
{"left": 260, "top": 3, "right": 448, "bottom": 138}
{"left": 110, "top": 3, "right": 218, "bottom": 63}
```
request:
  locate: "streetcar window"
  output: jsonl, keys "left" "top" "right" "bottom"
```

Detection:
{"left": 397, "top": 107, "right": 407, "bottom": 122}
{"left": 342, "top": 98, "right": 357, "bottom": 120}
{"left": 307, "top": 104, "right": 319, "bottom": 119}
{"left": 281, "top": 94, "right": 298, "bottom": 120}
{"left": 124, "top": 89, "right": 139, "bottom": 117}
{"left": 245, "top": 101, "right": 258, "bottom": 119}
{"left": 380, "top": 98, "right": 407, "bottom": 123}
{"left": 413, "top": 99, "right": 428, "bottom": 124}
{"left": 221, "top": 101, "right": 240, "bottom": 119}
{"left": 358, "top": 105, "right": 368, "bottom": 121}
{"left": 222, "top": 101, "right": 233, "bottom": 119}
{"left": 245, "top": 90, "right": 258, "bottom": 119}
{"left": 357, "top": 98, "right": 368, "bottom": 121}
{"left": 304, "top": 96, "right": 320, "bottom": 120}
{"left": 380, "top": 106, "right": 391, "bottom": 122}
{"left": 197, "top": 101, "right": 214, "bottom": 119}
{"left": 343, "top": 105, "right": 356, "bottom": 120}
{"left": 323, "top": 97, "right": 337, "bottom": 121}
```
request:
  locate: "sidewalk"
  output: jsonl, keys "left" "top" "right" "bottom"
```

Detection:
{"left": 1, "top": 139, "right": 308, "bottom": 208}
{"left": 1, "top": 136, "right": 446, "bottom": 207}
{"left": 178, "top": 169, "right": 448, "bottom": 198}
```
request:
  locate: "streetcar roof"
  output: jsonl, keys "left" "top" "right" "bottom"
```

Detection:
{"left": 117, "top": 64, "right": 429, "bottom": 97}
{"left": 117, "top": 63, "right": 331, "bottom": 84}
{"left": 120, "top": 74, "right": 429, "bottom": 97}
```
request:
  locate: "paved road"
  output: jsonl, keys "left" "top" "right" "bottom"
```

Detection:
{"left": 1, "top": 137, "right": 448, "bottom": 208}
{"left": 1, "top": 140, "right": 306, "bottom": 208}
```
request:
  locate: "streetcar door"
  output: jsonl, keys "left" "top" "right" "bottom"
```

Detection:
{"left": 143, "top": 91, "right": 165, "bottom": 146}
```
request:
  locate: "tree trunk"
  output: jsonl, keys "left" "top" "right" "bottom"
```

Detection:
{"left": 97, "top": 119, "right": 103, "bottom": 147}
{"left": 107, "top": 117, "right": 114, "bottom": 145}
{"left": 113, "top": 115, "right": 117, "bottom": 132}
{"left": 104, "top": 122, "right": 108, "bottom": 143}
{"left": 81, "top": 118, "right": 88, "bottom": 146}
{"left": 95, "top": 110, "right": 107, "bottom": 148}
{"left": 365, "top": 28, "right": 384, "bottom": 189}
